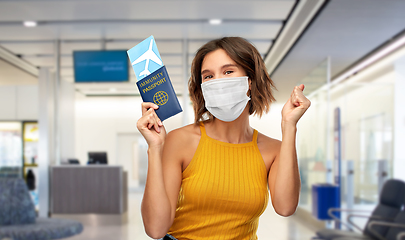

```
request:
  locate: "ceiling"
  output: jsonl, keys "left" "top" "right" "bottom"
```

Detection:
{"left": 271, "top": 0, "right": 405, "bottom": 102}
{"left": 0, "top": 0, "right": 404, "bottom": 102}
{"left": 0, "top": 0, "right": 296, "bottom": 96}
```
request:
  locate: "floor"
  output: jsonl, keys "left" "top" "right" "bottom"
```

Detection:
{"left": 59, "top": 192, "right": 317, "bottom": 240}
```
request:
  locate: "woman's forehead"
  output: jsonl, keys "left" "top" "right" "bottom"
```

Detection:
{"left": 201, "top": 49, "right": 238, "bottom": 71}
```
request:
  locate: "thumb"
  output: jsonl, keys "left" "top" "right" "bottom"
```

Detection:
{"left": 298, "top": 84, "right": 305, "bottom": 91}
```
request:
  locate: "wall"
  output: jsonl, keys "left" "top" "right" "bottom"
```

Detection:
{"left": 250, "top": 103, "right": 283, "bottom": 141}
{"left": 0, "top": 80, "right": 75, "bottom": 162}
{"left": 0, "top": 85, "right": 38, "bottom": 120}
{"left": 74, "top": 95, "right": 191, "bottom": 164}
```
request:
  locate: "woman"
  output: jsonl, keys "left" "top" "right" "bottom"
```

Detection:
{"left": 137, "top": 37, "right": 311, "bottom": 240}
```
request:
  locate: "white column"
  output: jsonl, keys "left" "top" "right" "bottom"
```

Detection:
{"left": 394, "top": 56, "right": 405, "bottom": 181}
{"left": 38, "top": 68, "right": 55, "bottom": 217}
{"left": 54, "top": 39, "right": 61, "bottom": 165}
{"left": 182, "top": 39, "right": 189, "bottom": 126}
{"left": 59, "top": 80, "right": 76, "bottom": 161}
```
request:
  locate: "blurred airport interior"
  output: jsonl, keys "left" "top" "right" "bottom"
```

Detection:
{"left": 0, "top": 0, "right": 405, "bottom": 239}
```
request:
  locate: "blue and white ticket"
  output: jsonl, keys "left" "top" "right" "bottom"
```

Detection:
{"left": 127, "top": 35, "right": 163, "bottom": 81}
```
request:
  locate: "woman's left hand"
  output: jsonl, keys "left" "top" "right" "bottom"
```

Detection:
{"left": 281, "top": 84, "right": 311, "bottom": 127}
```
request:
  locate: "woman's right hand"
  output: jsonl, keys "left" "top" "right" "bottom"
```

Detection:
{"left": 137, "top": 102, "right": 166, "bottom": 148}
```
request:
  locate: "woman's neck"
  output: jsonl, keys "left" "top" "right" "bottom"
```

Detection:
{"left": 205, "top": 108, "right": 253, "bottom": 144}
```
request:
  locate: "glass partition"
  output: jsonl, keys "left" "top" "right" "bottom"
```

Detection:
{"left": 297, "top": 58, "right": 395, "bottom": 213}
{"left": 332, "top": 81, "right": 394, "bottom": 205}
{"left": 297, "top": 59, "right": 330, "bottom": 212}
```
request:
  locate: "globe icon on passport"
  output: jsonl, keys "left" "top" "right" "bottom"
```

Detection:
{"left": 153, "top": 91, "right": 169, "bottom": 106}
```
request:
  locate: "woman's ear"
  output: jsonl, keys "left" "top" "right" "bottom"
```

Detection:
{"left": 248, "top": 79, "right": 252, "bottom": 90}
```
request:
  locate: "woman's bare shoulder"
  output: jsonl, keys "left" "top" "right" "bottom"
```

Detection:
{"left": 167, "top": 123, "right": 200, "bottom": 139}
{"left": 257, "top": 132, "right": 281, "bottom": 147}
{"left": 164, "top": 123, "right": 201, "bottom": 167}
{"left": 165, "top": 123, "right": 201, "bottom": 148}
{"left": 256, "top": 132, "right": 281, "bottom": 168}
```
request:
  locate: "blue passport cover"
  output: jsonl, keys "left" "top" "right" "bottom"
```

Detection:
{"left": 127, "top": 36, "right": 182, "bottom": 121}
{"left": 136, "top": 66, "right": 182, "bottom": 121}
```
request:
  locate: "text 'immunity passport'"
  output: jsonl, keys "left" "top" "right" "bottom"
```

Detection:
{"left": 127, "top": 35, "right": 182, "bottom": 121}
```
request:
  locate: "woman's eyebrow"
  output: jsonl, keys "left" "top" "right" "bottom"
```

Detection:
{"left": 201, "top": 64, "right": 238, "bottom": 75}
{"left": 201, "top": 69, "right": 211, "bottom": 75}
{"left": 221, "top": 64, "right": 238, "bottom": 69}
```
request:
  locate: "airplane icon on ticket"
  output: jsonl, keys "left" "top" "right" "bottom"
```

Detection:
{"left": 128, "top": 36, "right": 163, "bottom": 80}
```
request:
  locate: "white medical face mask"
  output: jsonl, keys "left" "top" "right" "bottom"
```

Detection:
{"left": 201, "top": 76, "right": 250, "bottom": 122}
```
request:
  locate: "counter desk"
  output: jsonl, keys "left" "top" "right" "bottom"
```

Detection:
{"left": 51, "top": 165, "right": 127, "bottom": 214}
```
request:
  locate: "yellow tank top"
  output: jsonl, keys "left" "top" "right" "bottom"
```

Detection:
{"left": 168, "top": 122, "right": 269, "bottom": 240}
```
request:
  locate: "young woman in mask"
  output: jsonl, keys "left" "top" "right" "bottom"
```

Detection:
{"left": 137, "top": 37, "right": 311, "bottom": 240}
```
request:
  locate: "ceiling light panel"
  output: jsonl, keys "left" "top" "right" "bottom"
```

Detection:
{"left": 23, "top": 21, "right": 37, "bottom": 27}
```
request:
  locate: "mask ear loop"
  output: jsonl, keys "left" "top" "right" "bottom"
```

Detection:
{"left": 248, "top": 77, "right": 252, "bottom": 98}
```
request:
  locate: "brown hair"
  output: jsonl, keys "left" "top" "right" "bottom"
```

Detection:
{"left": 189, "top": 37, "right": 276, "bottom": 123}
